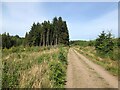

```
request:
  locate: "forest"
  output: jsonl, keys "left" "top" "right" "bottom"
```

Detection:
{"left": 1, "top": 16, "right": 120, "bottom": 88}
{"left": 1, "top": 17, "right": 69, "bottom": 49}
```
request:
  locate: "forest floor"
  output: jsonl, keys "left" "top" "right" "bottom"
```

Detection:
{"left": 65, "top": 48, "right": 118, "bottom": 88}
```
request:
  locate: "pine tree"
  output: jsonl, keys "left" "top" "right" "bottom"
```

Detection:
{"left": 24, "top": 17, "right": 69, "bottom": 47}
{"left": 95, "top": 31, "right": 114, "bottom": 55}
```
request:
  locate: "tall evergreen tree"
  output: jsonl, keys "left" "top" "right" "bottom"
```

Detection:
{"left": 24, "top": 17, "right": 69, "bottom": 47}
{"left": 95, "top": 31, "right": 114, "bottom": 55}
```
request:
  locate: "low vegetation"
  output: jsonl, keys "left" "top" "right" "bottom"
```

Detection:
{"left": 0, "top": 48, "right": 2, "bottom": 90}
{"left": 2, "top": 46, "right": 69, "bottom": 88}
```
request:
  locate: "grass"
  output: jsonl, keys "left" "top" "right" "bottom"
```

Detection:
{"left": 0, "top": 48, "right": 2, "bottom": 90}
{"left": 2, "top": 46, "right": 69, "bottom": 88}
{"left": 74, "top": 46, "right": 118, "bottom": 76}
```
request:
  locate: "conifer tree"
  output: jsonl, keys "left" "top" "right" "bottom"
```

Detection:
{"left": 24, "top": 17, "right": 69, "bottom": 46}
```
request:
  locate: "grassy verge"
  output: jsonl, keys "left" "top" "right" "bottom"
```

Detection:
{"left": 74, "top": 46, "right": 118, "bottom": 76}
{"left": 0, "top": 48, "right": 2, "bottom": 90}
{"left": 2, "top": 46, "right": 69, "bottom": 88}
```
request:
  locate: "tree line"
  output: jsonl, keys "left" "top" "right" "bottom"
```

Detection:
{"left": 0, "top": 33, "right": 24, "bottom": 49}
{"left": 24, "top": 17, "right": 69, "bottom": 46}
{"left": 1, "top": 17, "right": 69, "bottom": 49}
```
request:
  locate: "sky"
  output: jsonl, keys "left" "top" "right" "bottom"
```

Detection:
{"left": 1, "top": 2, "right": 118, "bottom": 40}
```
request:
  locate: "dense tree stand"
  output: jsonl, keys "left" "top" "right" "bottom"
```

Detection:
{"left": 25, "top": 17, "right": 69, "bottom": 47}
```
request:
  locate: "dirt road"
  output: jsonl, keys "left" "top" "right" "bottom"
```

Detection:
{"left": 65, "top": 48, "right": 118, "bottom": 88}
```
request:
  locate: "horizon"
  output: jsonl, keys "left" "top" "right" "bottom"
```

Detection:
{"left": 1, "top": 2, "right": 118, "bottom": 40}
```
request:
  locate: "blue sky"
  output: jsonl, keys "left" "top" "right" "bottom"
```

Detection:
{"left": 1, "top": 2, "right": 118, "bottom": 40}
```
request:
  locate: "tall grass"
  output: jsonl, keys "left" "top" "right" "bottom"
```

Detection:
{"left": 0, "top": 48, "right": 2, "bottom": 90}
{"left": 2, "top": 46, "right": 68, "bottom": 88}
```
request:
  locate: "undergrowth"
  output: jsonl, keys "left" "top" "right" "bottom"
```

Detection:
{"left": 2, "top": 46, "right": 69, "bottom": 88}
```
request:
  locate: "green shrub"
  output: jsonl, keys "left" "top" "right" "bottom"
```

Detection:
{"left": 58, "top": 52, "right": 66, "bottom": 64}
{"left": 2, "top": 60, "right": 20, "bottom": 88}
{"left": 58, "top": 48, "right": 67, "bottom": 65}
{"left": 49, "top": 61, "right": 66, "bottom": 88}
{"left": 37, "top": 56, "right": 43, "bottom": 64}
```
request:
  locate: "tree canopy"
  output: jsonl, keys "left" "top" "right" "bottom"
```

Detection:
{"left": 1, "top": 32, "right": 24, "bottom": 49}
{"left": 24, "top": 17, "right": 69, "bottom": 46}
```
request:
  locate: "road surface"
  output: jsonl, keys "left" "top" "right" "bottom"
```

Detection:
{"left": 65, "top": 48, "right": 118, "bottom": 88}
